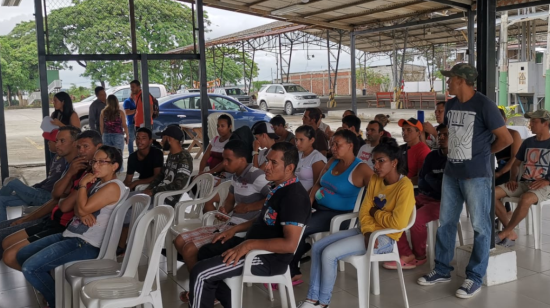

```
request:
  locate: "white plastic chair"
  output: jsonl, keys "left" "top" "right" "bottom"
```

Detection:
{"left": 426, "top": 219, "right": 464, "bottom": 269}
{"left": 307, "top": 187, "right": 366, "bottom": 272}
{"left": 53, "top": 187, "right": 130, "bottom": 308}
{"left": 502, "top": 197, "right": 549, "bottom": 250}
{"left": 335, "top": 210, "right": 416, "bottom": 308}
{"left": 164, "top": 174, "right": 216, "bottom": 274}
{"left": 80, "top": 205, "right": 175, "bottom": 308}
{"left": 60, "top": 193, "right": 150, "bottom": 308}
{"left": 224, "top": 227, "right": 306, "bottom": 308}
{"left": 207, "top": 112, "right": 235, "bottom": 140}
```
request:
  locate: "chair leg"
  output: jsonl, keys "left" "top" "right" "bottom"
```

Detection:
{"left": 165, "top": 234, "right": 174, "bottom": 274}
{"left": 395, "top": 258, "right": 410, "bottom": 308}
{"left": 72, "top": 279, "right": 82, "bottom": 308}
{"left": 371, "top": 261, "right": 380, "bottom": 295}
{"left": 427, "top": 221, "right": 435, "bottom": 270}
{"left": 54, "top": 266, "right": 64, "bottom": 308}
{"left": 338, "top": 260, "right": 346, "bottom": 272}
{"left": 63, "top": 276, "right": 71, "bottom": 308}
{"left": 279, "top": 283, "right": 289, "bottom": 308}
{"left": 534, "top": 204, "right": 542, "bottom": 250}
{"left": 268, "top": 283, "right": 274, "bottom": 301}
{"left": 526, "top": 207, "right": 532, "bottom": 235}
{"left": 355, "top": 261, "right": 369, "bottom": 308}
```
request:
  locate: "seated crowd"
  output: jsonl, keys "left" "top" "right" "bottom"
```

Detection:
{"left": 1, "top": 63, "right": 540, "bottom": 307}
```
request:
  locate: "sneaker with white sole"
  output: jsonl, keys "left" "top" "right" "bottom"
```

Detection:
{"left": 417, "top": 270, "right": 452, "bottom": 286}
{"left": 455, "top": 279, "right": 481, "bottom": 299}
{"left": 297, "top": 300, "right": 319, "bottom": 308}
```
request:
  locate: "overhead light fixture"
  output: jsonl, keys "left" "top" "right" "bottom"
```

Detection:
{"left": 1, "top": 0, "right": 22, "bottom": 6}
{"left": 271, "top": 4, "right": 302, "bottom": 16}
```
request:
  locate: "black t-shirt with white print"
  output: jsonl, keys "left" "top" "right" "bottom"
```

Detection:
{"left": 245, "top": 180, "right": 311, "bottom": 273}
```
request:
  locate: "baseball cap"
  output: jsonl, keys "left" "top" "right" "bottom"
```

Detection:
{"left": 440, "top": 63, "right": 478, "bottom": 83}
{"left": 42, "top": 129, "right": 59, "bottom": 142}
{"left": 525, "top": 109, "right": 550, "bottom": 121}
{"left": 155, "top": 125, "right": 184, "bottom": 141}
{"left": 252, "top": 122, "right": 279, "bottom": 140}
{"left": 398, "top": 118, "right": 424, "bottom": 132}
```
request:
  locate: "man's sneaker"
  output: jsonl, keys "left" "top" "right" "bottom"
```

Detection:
{"left": 417, "top": 270, "right": 451, "bottom": 286}
{"left": 455, "top": 279, "right": 481, "bottom": 299}
{"left": 297, "top": 300, "right": 318, "bottom": 308}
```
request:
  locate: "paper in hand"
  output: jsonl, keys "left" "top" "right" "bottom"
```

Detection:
{"left": 41, "top": 116, "right": 59, "bottom": 133}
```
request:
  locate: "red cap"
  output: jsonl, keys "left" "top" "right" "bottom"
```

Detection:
{"left": 42, "top": 129, "right": 59, "bottom": 142}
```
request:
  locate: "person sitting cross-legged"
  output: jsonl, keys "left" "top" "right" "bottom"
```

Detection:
{"left": 383, "top": 124, "right": 449, "bottom": 270}
{"left": 297, "top": 137, "right": 415, "bottom": 308}
{"left": 495, "top": 110, "right": 550, "bottom": 247}
{"left": 187, "top": 142, "right": 311, "bottom": 308}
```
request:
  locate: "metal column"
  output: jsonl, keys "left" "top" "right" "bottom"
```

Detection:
{"left": 197, "top": 0, "right": 210, "bottom": 147}
{"left": 467, "top": 9, "right": 475, "bottom": 66}
{"left": 476, "top": 0, "right": 497, "bottom": 249}
{"left": 34, "top": 0, "right": 52, "bottom": 171}
{"left": 129, "top": 0, "right": 139, "bottom": 79}
{"left": 350, "top": 32, "right": 357, "bottom": 113}
{"left": 498, "top": 12, "right": 508, "bottom": 107}
{"left": 0, "top": 50, "right": 9, "bottom": 182}
{"left": 545, "top": 6, "right": 550, "bottom": 110}
{"left": 140, "top": 54, "right": 152, "bottom": 130}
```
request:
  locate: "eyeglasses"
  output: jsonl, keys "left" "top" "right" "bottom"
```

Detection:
{"left": 90, "top": 159, "right": 113, "bottom": 166}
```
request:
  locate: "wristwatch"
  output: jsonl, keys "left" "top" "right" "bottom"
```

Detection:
{"left": 252, "top": 151, "right": 259, "bottom": 156}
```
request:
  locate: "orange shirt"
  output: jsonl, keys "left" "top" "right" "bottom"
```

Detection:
{"left": 134, "top": 90, "right": 154, "bottom": 127}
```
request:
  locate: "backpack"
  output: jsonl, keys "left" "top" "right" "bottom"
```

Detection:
{"left": 138, "top": 93, "right": 160, "bottom": 119}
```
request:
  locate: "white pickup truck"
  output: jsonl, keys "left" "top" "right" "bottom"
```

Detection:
{"left": 73, "top": 84, "right": 168, "bottom": 129}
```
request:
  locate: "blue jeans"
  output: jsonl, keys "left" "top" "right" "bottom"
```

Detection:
{"left": 435, "top": 175, "right": 492, "bottom": 284}
{"left": 18, "top": 233, "right": 99, "bottom": 308}
{"left": 102, "top": 133, "right": 125, "bottom": 153}
{"left": 0, "top": 179, "right": 52, "bottom": 221}
{"left": 307, "top": 228, "right": 394, "bottom": 305}
{"left": 128, "top": 125, "right": 135, "bottom": 154}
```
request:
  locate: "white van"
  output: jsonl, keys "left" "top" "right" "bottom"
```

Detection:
{"left": 74, "top": 84, "right": 167, "bottom": 129}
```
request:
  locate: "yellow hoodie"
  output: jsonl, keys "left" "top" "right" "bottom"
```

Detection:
{"left": 359, "top": 174, "right": 415, "bottom": 241}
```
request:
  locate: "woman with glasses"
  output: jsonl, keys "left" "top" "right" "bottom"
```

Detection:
{"left": 15, "top": 146, "right": 127, "bottom": 308}
{"left": 297, "top": 138, "right": 415, "bottom": 308}
{"left": 290, "top": 129, "right": 373, "bottom": 283}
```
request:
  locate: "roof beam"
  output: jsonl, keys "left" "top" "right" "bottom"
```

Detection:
{"left": 177, "top": 0, "right": 353, "bottom": 30}
{"left": 299, "top": 0, "right": 376, "bottom": 17}
{"left": 496, "top": 0, "right": 550, "bottom": 11}
{"left": 354, "top": 6, "right": 452, "bottom": 27}
{"left": 355, "top": 13, "right": 464, "bottom": 35}
{"left": 423, "top": 0, "right": 470, "bottom": 11}
{"left": 246, "top": 0, "right": 269, "bottom": 7}
{"left": 326, "top": 0, "right": 425, "bottom": 22}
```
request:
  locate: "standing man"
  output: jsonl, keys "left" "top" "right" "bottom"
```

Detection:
{"left": 357, "top": 120, "right": 383, "bottom": 169}
{"left": 123, "top": 93, "right": 137, "bottom": 153}
{"left": 417, "top": 63, "right": 513, "bottom": 298}
{"left": 302, "top": 108, "right": 329, "bottom": 156}
{"left": 130, "top": 80, "right": 154, "bottom": 129}
{"left": 423, "top": 101, "right": 446, "bottom": 149}
{"left": 88, "top": 86, "right": 107, "bottom": 132}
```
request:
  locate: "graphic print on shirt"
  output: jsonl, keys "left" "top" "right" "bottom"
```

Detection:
{"left": 447, "top": 110, "right": 475, "bottom": 162}
{"left": 522, "top": 148, "right": 550, "bottom": 181}
{"left": 374, "top": 194, "right": 387, "bottom": 209}
{"left": 264, "top": 207, "right": 278, "bottom": 225}
{"left": 66, "top": 182, "right": 102, "bottom": 234}
{"left": 358, "top": 151, "right": 372, "bottom": 164}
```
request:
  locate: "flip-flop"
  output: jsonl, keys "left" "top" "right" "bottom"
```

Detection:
{"left": 292, "top": 279, "right": 304, "bottom": 286}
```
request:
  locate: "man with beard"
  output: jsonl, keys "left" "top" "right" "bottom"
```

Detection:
{"left": 143, "top": 126, "right": 193, "bottom": 206}
{"left": 357, "top": 120, "right": 383, "bottom": 169}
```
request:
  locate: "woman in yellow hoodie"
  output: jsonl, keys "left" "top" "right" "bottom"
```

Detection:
{"left": 297, "top": 137, "right": 415, "bottom": 308}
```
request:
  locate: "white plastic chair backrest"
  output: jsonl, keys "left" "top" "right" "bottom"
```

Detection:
{"left": 404, "top": 207, "right": 416, "bottom": 231}
{"left": 174, "top": 173, "right": 215, "bottom": 219}
{"left": 214, "top": 180, "right": 233, "bottom": 209}
{"left": 348, "top": 187, "right": 365, "bottom": 229}
{"left": 102, "top": 193, "right": 151, "bottom": 260}
{"left": 119, "top": 206, "right": 174, "bottom": 290}
{"left": 96, "top": 187, "right": 130, "bottom": 259}
{"left": 208, "top": 112, "right": 235, "bottom": 140}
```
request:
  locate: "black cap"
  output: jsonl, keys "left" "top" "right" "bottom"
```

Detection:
{"left": 156, "top": 125, "right": 184, "bottom": 141}
{"left": 252, "top": 122, "right": 279, "bottom": 140}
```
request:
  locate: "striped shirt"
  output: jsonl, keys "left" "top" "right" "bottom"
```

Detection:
{"left": 229, "top": 164, "right": 270, "bottom": 221}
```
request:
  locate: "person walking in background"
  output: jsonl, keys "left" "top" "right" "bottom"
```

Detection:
{"left": 123, "top": 93, "right": 137, "bottom": 153}
{"left": 88, "top": 86, "right": 106, "bottom": 132}
{"left": 100, "top": 95, "right": 129, "bottom": 156}
{"left": 50, "top": 92, "right": 80, "bottom": 128}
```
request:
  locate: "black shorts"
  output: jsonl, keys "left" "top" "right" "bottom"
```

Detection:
{"left": 25, "top": 218, "right": 66, "bottom": 243}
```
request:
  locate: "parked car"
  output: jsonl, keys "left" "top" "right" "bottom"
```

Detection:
{"left": 153, "top": 93, "right": 273, "bottom": 135}
{"left": 176, "top": 88, "right": 201, "bottom": 94}
{"left": 212, "top": 87, "right": 256, "bottom": 108}
{"left": 74, "top": 84, "right": 168, "bottom": 130}
{"left": 257, "top": 83, "right": 320, "bottom": 115}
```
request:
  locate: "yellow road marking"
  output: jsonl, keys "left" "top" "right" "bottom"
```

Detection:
{"left": 25, "top": 137, "right": 44, "bottom": 150}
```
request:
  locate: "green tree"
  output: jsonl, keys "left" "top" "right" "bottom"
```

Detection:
{"left": 356, "top": 66, "right": 391, "bottom": 92}
{"left": 68, "top": 84, "right": 92, "bottom": 102}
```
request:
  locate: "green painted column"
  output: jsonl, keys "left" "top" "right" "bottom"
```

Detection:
{"left": 499, "top": 71, "right": 508, "bottom": 106}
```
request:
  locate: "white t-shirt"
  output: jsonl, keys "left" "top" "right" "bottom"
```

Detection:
{"left": 296, "top": 150, "right": 327, "bottom": 191}
{"left": 357, "top": 143, "right": 375, "bottom": 168}
{"left": 210, "top": 136, "right": 229, "bottom": 154}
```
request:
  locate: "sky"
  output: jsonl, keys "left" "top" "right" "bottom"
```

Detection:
{"left": 0, "top": 0, "right": 396, "bottom": 89}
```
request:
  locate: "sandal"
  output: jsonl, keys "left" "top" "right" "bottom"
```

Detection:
{"left": 383, "top": 259, "right": 417, "bottom": 270}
